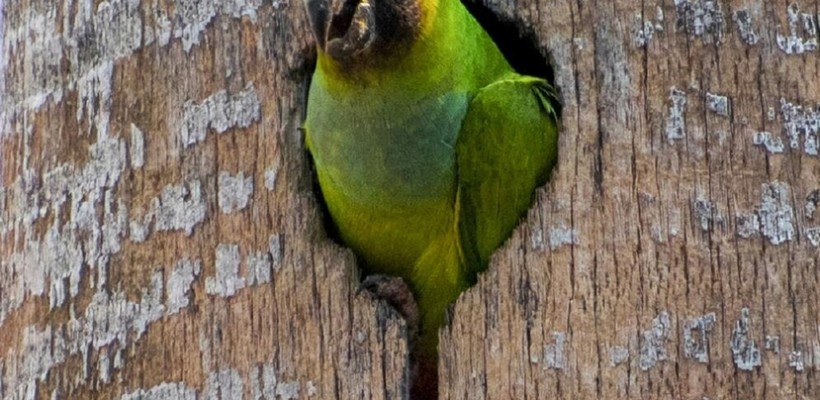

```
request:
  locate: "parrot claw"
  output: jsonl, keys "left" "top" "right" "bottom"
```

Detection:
{"left": 358, "top": 274, "right": 420, "bottom": 335}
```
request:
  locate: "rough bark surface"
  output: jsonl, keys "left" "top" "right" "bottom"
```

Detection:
{"left": 442, "top": 0, "right": 820, "bottom": 398}
{"left": 0, "top": 0, "right": 818, "bottom": 400}
{"left": 0, "top": 1, "right": 408, "bottom": 399}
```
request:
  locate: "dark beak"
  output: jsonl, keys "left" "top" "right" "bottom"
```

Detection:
{"left": 305, "top": 0, "right": 331, "bottom": 50}
{"left": 305, "top": 0, "right": 375, "bottom": 59}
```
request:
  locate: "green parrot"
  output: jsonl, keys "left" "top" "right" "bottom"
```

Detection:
{"left": 302, "top": 0, "right": 558, "bottom": 394}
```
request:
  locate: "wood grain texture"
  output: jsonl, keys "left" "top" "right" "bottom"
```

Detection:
{"left": 0, "top": 0, "right": 818, "bottom": 399}
{"left": 0, "top": 1, "right": 408, "bottom": 399}
{"left": 441, "top": 0, "right": 820, "bottom": 398}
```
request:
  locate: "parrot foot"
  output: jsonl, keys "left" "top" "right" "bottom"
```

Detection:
{"left": 358, "top": 275, "right": 438, "bottom": 399}
{"left": 358, "top": 274, "right": 420, "bottom": 340}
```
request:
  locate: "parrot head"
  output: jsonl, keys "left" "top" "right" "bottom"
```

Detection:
{"left": 304, "top": 0, "right": 421, "bottom": 66}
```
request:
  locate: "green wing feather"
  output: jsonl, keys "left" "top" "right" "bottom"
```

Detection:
{"left": 456, "top": 75, "right": 559, "bottom": 275}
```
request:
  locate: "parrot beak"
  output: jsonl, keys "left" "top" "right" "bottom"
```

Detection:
{"left": 305, "top": 0, "right": 376, "bottom": 61}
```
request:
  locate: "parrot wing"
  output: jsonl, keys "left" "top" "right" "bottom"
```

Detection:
{"left": 455, "top": 75, "right": 559, "bottom": 275}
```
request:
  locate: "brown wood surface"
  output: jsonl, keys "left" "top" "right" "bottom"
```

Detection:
{"left": 1, "top": 0, "right": 818, "bottom": 399}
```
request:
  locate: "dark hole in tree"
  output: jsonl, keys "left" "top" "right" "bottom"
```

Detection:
{"left": 462, "top": 0, "right": 561, "bottom": 113}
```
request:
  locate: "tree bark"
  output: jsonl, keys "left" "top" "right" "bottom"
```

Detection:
{"left": 1, "top": 0, "right": 817, "bottom": 399}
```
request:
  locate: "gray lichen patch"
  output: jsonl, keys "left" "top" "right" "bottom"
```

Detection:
{"left": 264, "top": 166, "right": 280, "bottom": 190}
{"left": 730, "top": 308, "right": 762, "bottom": 371}
{"left": 116, "top": 361, "right": 308, "bottom": 400}
{"left": 693, "top": 198, "right": 725, "bottom": 232}
{"left": 765, "top": 335, "right": 780, "bottom": 353}
{"left": 543, "top": 332, "right": 566, "bottom": 370}
{"left": 218, "top": 171, "right": 254, "bottom": 213}
{"left": 736, "top": 213, "right": 760, "bottom": 238}
{"left": 673, "top": 0, "right": 726, "bottom": 42}
{"left": 634, "top": 19, "right": 655, "bottom": 47}
{"left": 789, "top": 351, "right": 805, "bottom": 372}
{"left": 805, "top": 227, "right": 820, "bottom": 247}
{"left": 640, "top": 311, "right": 671, "bottom": 370}
{"left": 757, "top": 182, "right": 795, "bottom": 245}
{"left": 120, "top": 382, "right": 198, "bottom": 400}
{"left": 666, "top": 88, "right": 687, "bottom": 142}
{"left": 733, "top": 9, "right": 760, "bottom": 45}
{"left": 179, "top": 85, "right": 261, "bottom": 148}
{"left": 683, "top": 313, "right": 716, "bottom": 363}
{"left": 4, "top": 271, "right": 167, "bottom": 399}
{"left": 250, "top": 361, "right": 304, "bottom": 400}
{"left": 77, "top": 61, "right": 114, "bottom": 137}
{"left": 1, "top": 137, "right": 128, "bottom": 322}
{"left": 246, "top": 252, "right": 272, "bottom": 285}
{"left": 753, "top": 132, "right": 785, "bottom": 154}
{"left": 197, "top": 238, "right": 284, "bottom": 296}
{"left": 705, "top": 93, "right": 729, "bottom": 116}
{"left": 129, "top": 180, "right": 207, "bottom": 241}
{"left": 806, "top": 190, "right": 820, "bottom": 219}
{"left": 205, "top": 244, "right": 246, "bottom": 297}
{"left": 655, "top": 6, "right": 665, "bottom": 30}
{"left": 736, "top": 182, "right": 796, "bottom": 244}
{"left": 172, "top": 2, "right": 252, "bottom": 52}
{"left": 130, "top": 123, "right": 145, "bottom": 168}
{"left": 269, "top": 234, "right": 285, "bottom": 270}
{"left": 549, "top": 226, "right": 579, "bottom": 250}
{"left": 151, "top": 181, "right": 206, "bottom": 233}
{"left": 167, "top": 259, "right": 202, "bottom": 315}
{"left": 776, "top": 4, "right": 818, "bottom": 54}
{"left": 1, "top": 0, "right": 261, "bottom": 122}
{"left": 204, "top": 368, "right": 244, "bottom": 400}
{"left": 609, "top": 346, "right": 629, "bottom": 366}
{"left": 780, "top": 98, "right": 819, "bottom": 156}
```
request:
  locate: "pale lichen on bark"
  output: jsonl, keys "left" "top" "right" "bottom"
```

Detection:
{"left": 120, "top": 382, "right": 198, "bottom": 400}
{"left": 548, "top": 226, "right": 578, "bottom": 250}
{"left": 609, "top": 346, "right": 629, "bottom": 366}
{"left": 0, "top": 2, "right": 276, "bottom": 396}
{"left": 673, "top": 0, "right": 725, "bottom": 42}
{"left": 776, "top": 3, "right": 818, "bottom": 55}
{"left": 705, "top": 92, "right": 729, "bottom": 117}
{"left": 205, "top": 244, "right": 247, "bottom": 297}
{"left": 129, "top": 180, "right": 207, "bottom": 241}
{"left": 757, "top": 181, "right": 795, "bottom": 245}
{"left": 264, "top": 167, "right": 280, "bottom": 191}
{"left": 3, "top": 269, "right": 171, "bottom": 399}
{"left": 639, "top": 312, "right": 671, "bottom": 371}
{"left": 1, "top": 137, "right": 129, "bottom": 321}
{"left": 218, "top": 171, "right": 254, "bottom": 214}
{"left": 682, "top": 313, "right": 716, "bottom": 363}
{"left": 780, "top": 98, "right": 819, "bottom": 156}
{"left": 167, "top": 259, "right": 202, "bottom": 315}
{"left": 543, "top": 332, "right": 566, "bottom": 370}
{"left": 733, "top": 9, "right": 760, "bottom": 45}
{"left": 204, "top": 368, "right": 244, "bottom": 400}
{"left": 179, "top": 86, "right": 262, "bottom": 148}
{"left": 730, "top": 308, "right": 762, "bottom": 371}
{"left": 753, "top": 131, "right": 785, "bottom": 154}
{"left": 666, "top": 88, "right": 687, "bottom": 142}
{"left": 130, "top": 123, "right": 146, "bottom": 168}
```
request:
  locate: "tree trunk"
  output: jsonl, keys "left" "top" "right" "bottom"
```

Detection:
{"left": 0, "top": 0, "right": 817, "bottom": 399}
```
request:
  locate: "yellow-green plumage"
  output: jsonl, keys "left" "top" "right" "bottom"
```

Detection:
{"left": 303, "top": 0, "right": 558, "bottom": 373}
